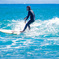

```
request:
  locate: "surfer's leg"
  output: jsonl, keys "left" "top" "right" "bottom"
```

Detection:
{"left": 23, "top": 20, "right": 34, "bottom": 31}
{"left": 20, "top": 20, "right": 34, "bottom": 32}
{"left": 28, "top": 25, "right": 30, "bottom": 30}
{"left": 23, "top": 20, "right": 31, "bottom": 31}
{"left": 20, "top": 23, "right": 28, "bottom": 32}
{"left": 27, "top": 20, "right": 34, "bottom": 30}
{"left": 23, "top": 23, "right": 28, "bottom": 31}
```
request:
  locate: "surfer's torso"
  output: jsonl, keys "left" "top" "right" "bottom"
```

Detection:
{"left": 26, "top": 10, "right": 35, "bottom": 21}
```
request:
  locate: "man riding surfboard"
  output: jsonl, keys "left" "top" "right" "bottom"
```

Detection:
{"left": 20, "top": 6, "right": 35, "bottom": 33}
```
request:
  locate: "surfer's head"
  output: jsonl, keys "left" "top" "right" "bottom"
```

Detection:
{"left": 27, "top": 6, "right": 31, "bottom": 11}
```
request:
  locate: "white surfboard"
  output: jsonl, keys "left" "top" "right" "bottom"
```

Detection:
{"left": 0, "top": 29, "right": 20, "bottom": 34}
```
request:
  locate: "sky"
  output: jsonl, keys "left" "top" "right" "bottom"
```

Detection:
{"left": 0, "top": 0, "right": 59, "bottom": 4}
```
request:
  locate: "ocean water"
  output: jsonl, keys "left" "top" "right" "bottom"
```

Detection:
{"left": 0, "top": 4, "right": 59, "bottom": 59}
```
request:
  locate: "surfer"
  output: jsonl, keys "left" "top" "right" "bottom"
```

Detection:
{"left": 20, "top": 6, "right": 35, "bottom": 33}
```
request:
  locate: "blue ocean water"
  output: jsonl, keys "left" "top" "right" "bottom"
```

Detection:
{"left": 0, "top": 4, "right": 59, "bottom": 59}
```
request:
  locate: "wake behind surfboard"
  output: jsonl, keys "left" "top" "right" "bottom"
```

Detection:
{"left": 0, "top": 29, "right": 20, "bottom": 34}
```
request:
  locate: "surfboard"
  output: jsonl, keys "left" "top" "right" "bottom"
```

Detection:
{"left": 0, "top": 29, "right": 20, "bottom": 34}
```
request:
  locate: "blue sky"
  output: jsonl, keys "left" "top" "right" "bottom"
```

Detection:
{"left": 0, "top": 0, "right": 59, "bottom": 4}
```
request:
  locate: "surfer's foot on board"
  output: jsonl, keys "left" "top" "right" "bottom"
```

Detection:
{"left": 20, "top": 31, "right": 24, "bottom": 33}
{"left": 12, "top": 30, "right": 14, "bottom": 34}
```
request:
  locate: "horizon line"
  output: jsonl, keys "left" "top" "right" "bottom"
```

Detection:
{"left": 0, "top": 3, "right": 59, "bottom": 4}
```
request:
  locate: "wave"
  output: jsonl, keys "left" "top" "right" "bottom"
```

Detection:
{"left": 0, "top": 17, "right": 59, "bottom": 38}
{"left": 31, "top": 17, "right": 59, "bottom": 37}
{"left": 10, "top": 17, "right": 59, "bottom": 38}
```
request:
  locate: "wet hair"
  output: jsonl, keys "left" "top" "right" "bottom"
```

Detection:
{"left": 27, "top": 6, "right": 31, "bottom": 10}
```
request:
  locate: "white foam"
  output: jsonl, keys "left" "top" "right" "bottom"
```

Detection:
{"left": 10, "top": 17, "right": 59, "bottom": 37}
